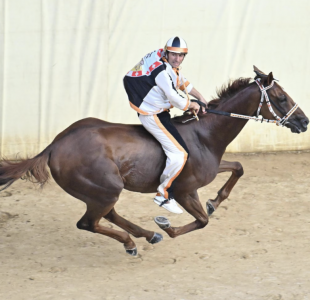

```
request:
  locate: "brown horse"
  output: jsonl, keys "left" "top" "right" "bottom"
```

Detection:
{"left": 0, "top": 67, "right": 308, "bottom": 256}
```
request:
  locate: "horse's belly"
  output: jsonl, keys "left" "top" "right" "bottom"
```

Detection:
{"left": 122, "top": 169, "right": 160, "bottom": 193}
{"left": 120, "top": 155, "right": 165, "bottom": 193}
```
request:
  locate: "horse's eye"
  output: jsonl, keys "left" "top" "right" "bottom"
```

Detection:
{"left": 279, "top": 95, "right": 287, "bottom": 103}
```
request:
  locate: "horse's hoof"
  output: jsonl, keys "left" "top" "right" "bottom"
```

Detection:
{"left": 125, "top": 247, "right": 138, "bottom": 256}
{"left": 154, "top": 216, "right": 171, "bottom": 230}
{"left": 149, "top": 232, "right": 163, "bottom": 244}
{"left": 206, "top": 200, "right": 215, "bottom": 216}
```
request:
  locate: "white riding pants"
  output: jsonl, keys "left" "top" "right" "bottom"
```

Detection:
{"left": 139, "top": 112, "right": 189, "bottom": 199}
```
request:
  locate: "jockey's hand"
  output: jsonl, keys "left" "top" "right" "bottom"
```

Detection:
{"left": 188, "top": 87, "right": 208, "bottom": 114}
{"left": 189, "top": 101, "right": 201, "bottom": 115}
{"left": 198, "top": 97, "right": 208, "bottom": 114}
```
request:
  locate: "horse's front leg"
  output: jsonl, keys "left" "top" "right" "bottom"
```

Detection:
{"left": 154, "top": 190, "right": 209, "bottom": 238}
{"left": 207, "top": 160, "right": 244, "bottom": 216}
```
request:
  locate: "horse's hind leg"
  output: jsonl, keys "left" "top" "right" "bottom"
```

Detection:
{"left": 51, "top": 157, "right": 138, "bottom": 255}
{"left": 104, "top": 208, "right": 163, "bottom": 244}
{"left": 77, "top": 203, "right": 138, "bottom": 256}
{"left": 207, "top": 160, "right": 244, "bottom": 216}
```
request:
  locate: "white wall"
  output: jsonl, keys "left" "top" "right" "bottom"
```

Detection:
{"left": 0, "top": 0, "right": 309, "bottom": 156}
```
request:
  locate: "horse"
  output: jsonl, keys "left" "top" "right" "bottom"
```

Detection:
{"left": 0, "top": 66, "right": 308, "bottom": 256}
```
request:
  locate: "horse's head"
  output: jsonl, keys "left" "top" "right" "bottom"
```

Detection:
{"left": 254, "top": 66, "right": 309, "bottom": 133}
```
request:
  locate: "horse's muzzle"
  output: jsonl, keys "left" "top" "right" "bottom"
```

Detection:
{"left": 285, "top": 116, "right": 309, "bottom": 133}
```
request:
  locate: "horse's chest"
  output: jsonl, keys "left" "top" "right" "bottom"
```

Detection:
{"left": 178, "top": 157, "right": 219, "bottom": 189}
{"left": 196, "top": 163, "right": 218, "bottom": 187}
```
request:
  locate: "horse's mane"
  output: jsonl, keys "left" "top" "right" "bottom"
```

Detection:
{"left": 208, "top": 77, "right": 252, "bottom": 109}
{"left": 173, "top": 77, "right": 253, "bottom": 123}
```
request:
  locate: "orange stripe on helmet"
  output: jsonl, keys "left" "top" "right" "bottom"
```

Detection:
{"left": 166, "top": 47, "right": 188, "bottom": 53}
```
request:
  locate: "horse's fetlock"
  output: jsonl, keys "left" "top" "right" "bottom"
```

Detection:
{"left": 167, "top": 230, "right": 177, "bottom": 238}
{"left": 131, "top": 231, "right": 142, "bottom": 238}
{"left": 124, "top": 240, "right": 136, "bottom": 250}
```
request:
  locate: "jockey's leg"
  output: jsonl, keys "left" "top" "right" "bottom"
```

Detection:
{"left": 157, "top": 151, "right": 186, "bottom": 199}
{"left": 139, "top": 111, "right": 189, "bottom": 199}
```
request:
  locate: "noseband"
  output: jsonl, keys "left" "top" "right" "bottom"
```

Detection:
{"left": 255, "top": 79, "right": 299, "bottom": 126}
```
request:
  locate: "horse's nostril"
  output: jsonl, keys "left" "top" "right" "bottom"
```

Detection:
{"left": 301, "top": 118, "right": 309, "bottom": 128}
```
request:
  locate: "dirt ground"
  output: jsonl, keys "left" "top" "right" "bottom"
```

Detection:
{"left": 0, "top": 152, "right": 310, "bottom": 300}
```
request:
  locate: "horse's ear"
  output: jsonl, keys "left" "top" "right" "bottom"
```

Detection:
{"left": 266, "top": 72, "right": 274, "bottom": 86}
{"left": 253, "top": 65, "right": 268, "bottom": 79}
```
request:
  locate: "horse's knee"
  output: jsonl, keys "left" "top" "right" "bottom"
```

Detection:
{"left": 233, "top": 161, "right": 244, "bottom": 177}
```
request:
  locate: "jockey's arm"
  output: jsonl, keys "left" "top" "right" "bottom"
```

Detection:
{"left": 189, "top": 87, "right": 208, "bottom": 113}
{"left": 155, "top": 71, "right": 190, "bottom": 111}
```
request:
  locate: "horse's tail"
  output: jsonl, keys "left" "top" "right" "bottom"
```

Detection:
{"left": 0, "top": 146, "right": 52, "bottom": 191}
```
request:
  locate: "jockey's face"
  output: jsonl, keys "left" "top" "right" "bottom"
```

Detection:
{"left": 167, "top": 52, "right": 185, "bottom": 68}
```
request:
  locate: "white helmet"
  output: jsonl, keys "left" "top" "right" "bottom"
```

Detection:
{"left": 164, "top": 36, "right": 188, "bottom": 54}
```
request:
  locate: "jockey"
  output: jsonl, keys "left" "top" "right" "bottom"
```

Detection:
{"left": 123, "top": 36, "right": 208, "bottom": 214}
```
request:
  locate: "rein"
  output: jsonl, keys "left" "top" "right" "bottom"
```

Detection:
{"left": 182, "top": 79, "right": 299, "bottom": 126}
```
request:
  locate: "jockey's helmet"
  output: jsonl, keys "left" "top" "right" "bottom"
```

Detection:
{"left": 164, "top": 36, "right": 188, "bottom": 54}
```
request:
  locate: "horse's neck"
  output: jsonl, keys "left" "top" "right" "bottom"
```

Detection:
{"left": 202, "top": 84, "right": 261, "bottom": 153}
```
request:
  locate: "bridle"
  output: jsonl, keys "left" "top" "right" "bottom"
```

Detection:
{"left": 183, "top": 79, "right": 299, "bottom": 126}
{"left": 255, "top": 78, "right": 299, "bottom": 126}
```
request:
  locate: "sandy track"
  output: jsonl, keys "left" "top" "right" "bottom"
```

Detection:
{"left": 0, "top": 152, "right": 310, "bottom": 300}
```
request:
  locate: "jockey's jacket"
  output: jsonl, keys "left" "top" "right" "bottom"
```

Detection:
{"left": 124, "top": 48, "right": 193, "bottom": 115}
